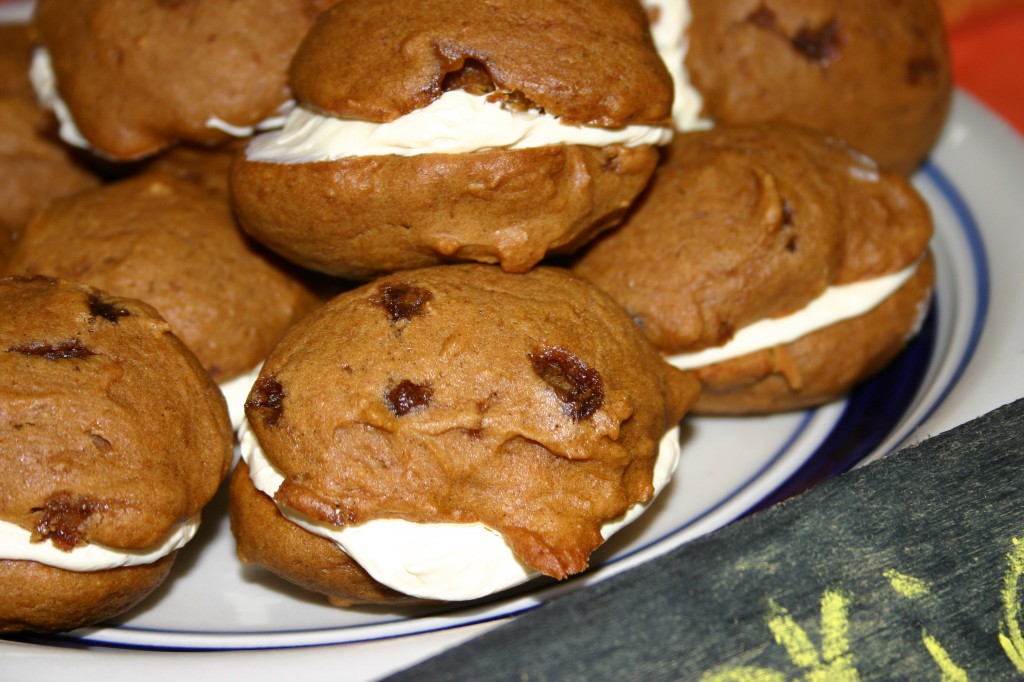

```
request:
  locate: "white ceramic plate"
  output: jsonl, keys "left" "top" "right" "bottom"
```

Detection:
{"left": 3, "top": 18, "right": 1023, "bottom": 673}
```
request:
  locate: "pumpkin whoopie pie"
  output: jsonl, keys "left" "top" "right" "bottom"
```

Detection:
{"left": 30, "top": 0, "right": 339, "bottom": 160}
{"left": 0, "top": 276, "right": 233, "bottom": 633}
{"left": 644, "top": 0, "right": 952, "bottom": 173}
{"left": 572, "top": 123, "right": 935, "bottom": 414}
{"left": 3, "top": 171, "right": 321, "bottom": 427}
{"left": 230, "top": 0, "right": 676, "bottom": 279}
{"left": 230, "top": 264, "right": 699, "bottom": 605}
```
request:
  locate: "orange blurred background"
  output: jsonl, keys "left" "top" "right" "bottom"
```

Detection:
{"left": 941, "top": 0, "right": 1024, "bottom": 134}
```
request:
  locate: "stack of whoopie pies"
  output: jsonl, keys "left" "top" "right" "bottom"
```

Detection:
{"left": 0, "top": 0, "right": 949, "bottom": 627}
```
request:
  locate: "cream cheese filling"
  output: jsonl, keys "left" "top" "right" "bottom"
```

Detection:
{"left": 0, "top": 514, "right": 200, "bottom": 572}
{"left": 239, "top": 419, "right": 681, "bottom": 601}
{"left": 668, "top": 261, "right": 922, "bottom": 371}
{"left": 29, "top": 47, "right": 92, "bottom": 152}
{"left": 245, "top": 89, "right": 674, "bottom": 164}
{"left": 641, "top": 0, "right": 711, "bottom": 131}
{"left": 205, "top": 99, "right": 296, "bottom": 138}
{"left": 218, "top": 363, "right": 262, "bottom": 431}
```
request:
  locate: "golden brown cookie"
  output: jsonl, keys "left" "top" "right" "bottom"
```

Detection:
{"left": 140, "top": 141, "right": 245, "bottom": 198}
{"left": 0, "top": 95, "right": 99, "bottom": 262}
{"left": 231, "top": 264, "right": 698, "bottom": 604}
{"left": 0, "top": 24, "right": 35, "bottom": 100}
{"left": 230, "top": 0, "right": 674, "bottom": 278}
{"left": 572, "top": 123, "right": 934, "bottom": 414}
{"left": 1, "top": 556, "right": 175, "bottom": 634}
{"left": 289, "top": 0, "right": 673, "bottom": 127}
{"left": 231, "top": 144, "right": 661, "bottom": 279}
{"left": 31, "top": 0, "right": 339, "bottom": 161}
{"left": 3, "top": 172, "right": 320, "bottom": 384}
{"left": 0, "top": 223, "right": 20, "bottom": 270}
{"left": 684, "top": 0, "right": 952, "bottom": 174}
{"left": 0, "top": 276, "right": 233, "bottom": 633}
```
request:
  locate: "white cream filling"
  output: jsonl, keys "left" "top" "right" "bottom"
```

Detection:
{"left": 29, "top": 47, "right": 92, "bottom": 152}
{"left": 206, "top": 116, "right": 261, "bottom": 138}
{"left": 239, "top": 419, "right": 681, "bottom": 601}
{"left": 205, "top": 99, "right": 296, "bottom": 138}
{"left": 0, "top": 514, "right": 200, "bottom": 572}
{"left": 641, "top": 0, "right": 711, "bottom": 131}
{"left": 218, "top": 363, "right": 263, "bottom": 431}
{"left": 245, "top": 89, "right": 674, "bottom": 164}
{"left": 669, "top": 261, "right": 922, "bottom": 371}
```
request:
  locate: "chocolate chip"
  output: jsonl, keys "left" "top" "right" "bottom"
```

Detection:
{"left": 476, "top": 391, "right": 499, "bottom": 414}
{"left": 529, "top": 346, "right": 604, "bottom": 421}
{"left": 781, "top": 200, "right": 795, "bottom": 227}
{"left": 440, "top": 58, "right": 541, "bottom": 113}
{"left": 791, "top": 19, "right": 842, "bottom": 66}
{"left": 781, "top": 200, "right": 798, "bottom": 252}
{"left": 747, "top": 4, "right": 778, "bottom": 30}
{"left": 907, "top": 56, "right": 939, "bottom": 86}
{"left": 374, "top": 282, "right": 433, "bottom": 323}
{"left": 442, "top": 58, "right": 496, "bottom": 96}
{"left": 31, "top": 492, "right": 104, "bottom": 552}
{"left": 487, "top": 89, "right": 539, "bottom": 114}
{"left": 9, "top": 339, "right": 95, "bottom": 360}
{"left": 87, "top": 293, "right": 130, "bottom": 324}
{"left": 246, "top": 375, "right": 286, "bottom": 427}
{"left": 88, "top": 432, "right": 112, "bottom": 452}
{"left": 747, "top": 7, "right": 841, "bottom": 67}
{"left": 385, "top": 379, "right": 433, "bottom": 416}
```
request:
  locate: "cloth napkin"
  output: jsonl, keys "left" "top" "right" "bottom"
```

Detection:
{"left": 386, "top": 397, "right": 1024, "bottom": 680}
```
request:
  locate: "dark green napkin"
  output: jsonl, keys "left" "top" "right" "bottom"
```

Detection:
{"left": 386, "top": 397, "right": 1024, "bottom": 681}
